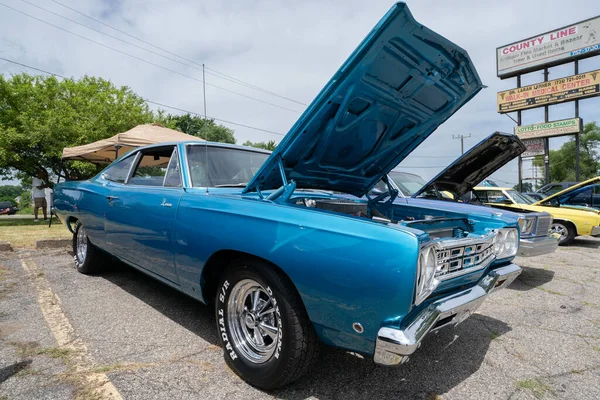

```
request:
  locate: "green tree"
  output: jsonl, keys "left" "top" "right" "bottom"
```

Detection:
{"left": 513, "top": 182, "right": 534, "bottom": 192}
{"left": 533, "top": 122, "right": 600, "bottom": 182}
{"left": 165, "top": 113, "right": 235, "bottom": 143}
{"left": 0, "top": 73, "right": 155, "bottom": 180}
{"left": 0, "top": 185, "right": 23, "bottom": 200}
{"left": 242, "top": 140, "right": 277, "bottom": 151}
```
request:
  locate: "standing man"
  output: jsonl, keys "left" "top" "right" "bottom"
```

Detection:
{"left": 32, "top": 170, "right": 49, "bottom": 222}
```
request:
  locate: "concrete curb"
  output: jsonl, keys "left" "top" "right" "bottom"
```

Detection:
{"left": 0, "top": 241, "right": 13, "bottom": 251}
{"left": 35, "top": 239, "right": 71, "bottom": 249}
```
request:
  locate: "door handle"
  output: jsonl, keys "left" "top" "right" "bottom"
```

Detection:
{"left": 161, "top": 198, "right": 172, "bottom": 207}
{"left": 106, "top": 196, "right": 119, "bottom": 201}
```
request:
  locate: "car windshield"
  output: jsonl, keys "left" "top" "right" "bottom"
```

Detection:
{"left": 388, "top": 171, "right": 427, "bottom": 196}
{"left": 187, "top": 146, "right": 270, "bottom": 187}
{"left": 506, "top": 190, "right": 534, "bottom": 204}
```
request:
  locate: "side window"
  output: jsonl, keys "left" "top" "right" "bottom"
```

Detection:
{"left": 560, "top": 188, "right": 591, "bottom": 207}
{"left": 164, "top": 148, "right": 182, "bottom": 187}
{"left": 475, "top": 191, "right": 489, "bottom": 202}
{"left": 129, "top": 147, "right": 174, "bottom": 186}
{"left": 593, "top": 185, "right": 600, "bottom": 208}
{"left": 102, "top": 155, "right": 135, "bottom": 183}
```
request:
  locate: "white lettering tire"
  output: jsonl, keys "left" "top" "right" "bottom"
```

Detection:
{"left": 216, "top": 260, "right": 319, "bottom": 389}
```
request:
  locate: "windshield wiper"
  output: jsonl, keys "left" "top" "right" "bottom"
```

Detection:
{"left": 214, "top": 182, "right": 248, "bottom": 187}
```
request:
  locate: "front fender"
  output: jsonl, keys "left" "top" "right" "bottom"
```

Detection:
{"left": 174, "top": 192, "right": 421, "bottom": 352}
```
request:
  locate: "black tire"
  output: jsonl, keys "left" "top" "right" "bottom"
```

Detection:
{"left": 215, "top": 260, "right": 319, "bottom": 389}
{"left": 551, "top": 221, "right": 576, "bottom": 246}
{"left": 72, "top": 221, "right": 107, "bottom": 274}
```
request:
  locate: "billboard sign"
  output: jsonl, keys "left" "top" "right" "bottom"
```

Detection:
{"left": 522, "top": 138, "right": 545, "bottom": 157}
{"left": 514, "top": 118, "right": 582, "bottom": 139}
{"left": 497, "top": 69, "right": 600, "bottom": 113}
{"left": 497, "top": 15, "right": 600, "bottom": 79}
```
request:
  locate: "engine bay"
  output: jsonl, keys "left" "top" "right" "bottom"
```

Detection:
{"left": 294, "top": 197, "right": 472, "bottom": 239}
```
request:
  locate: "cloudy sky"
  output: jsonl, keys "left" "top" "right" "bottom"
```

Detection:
{"left": 1, "top": 0, "right": 599, "bottom": 187}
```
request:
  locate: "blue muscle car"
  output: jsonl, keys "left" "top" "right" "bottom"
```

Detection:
{"left": 54, "top": 3, "right": 523, "bottom": 389}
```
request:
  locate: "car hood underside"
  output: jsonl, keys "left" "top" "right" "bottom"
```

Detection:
{"left": 244, "top": 2, "right": 482, "bottom": 198}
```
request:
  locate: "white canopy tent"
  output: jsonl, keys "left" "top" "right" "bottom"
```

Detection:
{"left": 62, "top": 123, "right": 204, "bottom": 164}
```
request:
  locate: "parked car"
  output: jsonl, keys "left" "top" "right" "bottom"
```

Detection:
{"left": 54, "top": 4, "right": 524, "bottom": 389}
{"left": 472, "top": 181, "right": 600, "bottom": 245}
{"left": 522, "top": 192, "right": 545, "bottom": 202}
{"left": 537, "top": 179, "right": 600, "bottom": 210}
{"left": 386, "top": 132, "right": 559, "bottom": 257}
{"left": 0, "top": 201, "right": 18, "bottom": 215}
{"left": 536, "top": 182, "right": 578, "bottom": 196}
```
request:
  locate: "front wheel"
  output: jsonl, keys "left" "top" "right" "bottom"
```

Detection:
{"left": 216, "top": 260, "right": 319, "bottom": 389}
{"left": 551, "top": 221, "right": 575, "bottom": 246}
{"left": 72, "top": 221, "right": 107, "bottom": 274}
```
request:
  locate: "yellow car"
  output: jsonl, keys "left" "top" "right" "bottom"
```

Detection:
{"left": 473, "top": 178, "right": 600, "bottom": 245}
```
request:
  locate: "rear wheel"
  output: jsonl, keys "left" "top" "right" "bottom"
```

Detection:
{"left": 551, "top": 221, "right": 575, "bottom": 246}
{"left": 72, "top": 221, "right": 107, "bottom": 274}
{"left": 216, "top": 260, "right": 319, "bottom": 389}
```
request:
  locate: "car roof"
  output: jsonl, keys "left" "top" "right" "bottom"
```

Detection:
{"left": 124, "top": 141, "right": 272, "bottom": 155}
{"left": 473, "top": 186, "right": 513, "bottom": 191}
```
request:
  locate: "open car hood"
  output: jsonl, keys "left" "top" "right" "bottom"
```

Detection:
{"left": 413, "top": 132, "right": 525, "bottom": 198}
{"left": 533, "top": 176, "right": 600, "bottom": 205}
{"left": 244, "top": 2, "right": 482, "bottom": 197}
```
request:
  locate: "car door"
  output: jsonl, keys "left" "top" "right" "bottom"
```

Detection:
{"left": 104, "top": 145, "right": 184, "bottom": 284}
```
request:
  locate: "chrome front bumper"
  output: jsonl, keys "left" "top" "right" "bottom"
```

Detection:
{"left": 373, "top": 263, "right": 522, "bottom": 366}
{"left": 591, "top": 226, "right": 600, "bottom": 237}
{"left": 518, "top": 235, "right": 559, "bottom": 257}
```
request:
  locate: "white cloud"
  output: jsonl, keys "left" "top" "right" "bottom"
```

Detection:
{"left": 1, "top": 0, "right": 599, "bottom": 187}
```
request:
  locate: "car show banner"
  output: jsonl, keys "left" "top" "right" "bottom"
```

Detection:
{"left": 514, "top": 117, "right": 582, "bottom": 139}
{"left": 497, "top": 69, "right": 600, "bottom": 113}
{"left": 522, "top": 138, "right": 545, "bottom": 157}
{"left": 496, "top": 15, "right": 600, "bottom": 79}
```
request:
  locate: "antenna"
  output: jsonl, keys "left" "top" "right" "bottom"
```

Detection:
{"left": 203, "top": 63, "right": 209, "bottom": 194}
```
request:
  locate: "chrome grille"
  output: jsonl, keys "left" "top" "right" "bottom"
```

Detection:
{"left": 535, "top": 215, "right": 552, "bottom": 236}
{"left": 434, "top": 235, "right": 496, "bottom": 280}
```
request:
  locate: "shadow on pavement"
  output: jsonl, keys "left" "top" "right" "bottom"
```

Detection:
{"left": 509, "top": 265, "right": 555, "bottom": 291}
{"left": 277, "top": 314, "right": 511, "bottom": 399}
{"left": 569, "top": 238, "right": 600, "bottom": 249}
{"left": 98, "top": 259, "right": 510, "bottom": 399}
{"left": 100, "top": 260, "right": 219, "bottom": 345}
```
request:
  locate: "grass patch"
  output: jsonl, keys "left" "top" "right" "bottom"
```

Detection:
{"left": 516, "top": 378, "right": 553, "bottom": 398}
{"left": 94, "top": 363, "right": 123, "bottom": 373}
{"left": 0, "top": 218, "right": 63, "bottom": 227}
{"left": 538, "top": 287, "right": 565, "bottom": 296}
{"left": 487, "top": 330, "right": 502, "bottom": 341}
{"left": 37, "top": 347, "right": 75, "bottom": 361}
{"left": 592, "top": 346, "right": 600, "bottom": 352}
{"left": 583, "top": 301, "right": 600, "bottom": 310}
{"left": 0, "top": 224, "right": 70, "bottom": 248}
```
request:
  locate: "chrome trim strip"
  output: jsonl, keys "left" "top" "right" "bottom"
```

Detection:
{"left": 374, "top": 263, "right": 522, "bottom": 366}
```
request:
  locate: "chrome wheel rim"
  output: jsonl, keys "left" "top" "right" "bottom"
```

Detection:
{"left": 551, "top": 223, "right": 568, "bottom": 241}
{"left": 76, "top": 226, "right": 88, "bottom": 263}
{"left": 227, "top": 279, "right": 279, "bottom": 364}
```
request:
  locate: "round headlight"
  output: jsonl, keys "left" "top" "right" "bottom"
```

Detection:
{"left": 504, "top": 229, "right": 518, "bottom": 256}
{"left": 415, "top": 245, "right": 440, "bottom": 305}
{"left": 493, "top": 230, "right": 505, "bottom": 255}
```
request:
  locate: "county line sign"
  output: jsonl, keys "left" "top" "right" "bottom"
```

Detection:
{"left": 496, "top": 15, "right": 600, "bottom": 79}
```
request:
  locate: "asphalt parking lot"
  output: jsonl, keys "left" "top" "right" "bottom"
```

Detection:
{"left": 1, "top": 240, "right": 600, "bottom": 400}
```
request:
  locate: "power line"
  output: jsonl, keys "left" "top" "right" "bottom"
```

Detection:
{"left": 48, "top": 0, "right": 307, "bottom": 106}
{"left": 0, "top": 56, "right": 285, "bottom": 136}
{"left": 0, "top": 2, "right": 302, "bottom": 114}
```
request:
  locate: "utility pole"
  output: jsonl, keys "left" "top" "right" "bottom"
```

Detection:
{"left": 452, "top": 134, "right": 471, "bottom": 154}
